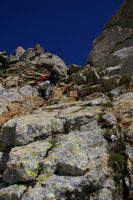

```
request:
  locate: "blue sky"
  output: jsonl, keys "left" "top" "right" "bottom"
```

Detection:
{"left": 0, "top": 0, "right": 123, "bottom": 65}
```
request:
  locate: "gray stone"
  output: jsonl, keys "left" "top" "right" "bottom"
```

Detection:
{"left": 0, "top": 112, "right": 65, "bottom": 150}
{"left": 22, "top": 185, "right": 47, "bottom": 200}
{"left": 87, "top": 0, "right": 133, "bottom": 77}
{"left": 19, "top": 45, "right": 44, "bottom": 62}
{"left": 102, "top": 112, "right": 117, "bottom": 126}
{"left": 38, "top": 52, "right": 68, "bottom": 78}
{"left": 126, "top": 123, "right": 133, "bottom": 144}
{"left": 58, "top": 104, "right": 101, "bottom": 132}
{"left": 85, "top": 68, "right": 100, "bottom": 84}
{"left": 88, "top": 26, "right": 133, "bottom": 66}
{"left": 126, "top": 143, "right": 133, "bottom": 198}
{"left": 109, "top": 86, "right": 126, "bottom": 98}
{"left": 0, "top": 185, "right": 27, "bottom": 200}
{"left": 0, "top": 1, "right": 132, "bottom": 199}
{"left": 66, "top": 68, "right": 100, "bottom": 86}
{"left": 113, "top": 92, "right": 133, "bottom": 105}
{"left": 8, "top": 55, "right": 18, "bottom": 64}
{"left": 105, "top": 65, "right": 121, "bottom": 75}
{"left": 0, "top": 97, "right": 116, "bottom": 199}
{"left": 34, "top": 44, "right": 44, "bottom": 56}
{"left": 103, "top": 0, "right": 133, "bottom": 30}
{"left": 68, "top": 64, "right": 82, "bottom": 74}
{"left": 24, "top": 168, "right": 113, "bottom": 200}
{"left": 0, "top": 106, "right": 8, "bottom": 115}
{"left": 0, "top": 87, "right": 22, "bottom": 104}
{"left": 99, "top": 48, "right": 133, "bottom": 75}
{"left": 0, "top": 103, "right": 102, "bottom": 151}
{"left": 3, "top": 141, "right": 52, "bottom": 184}
{"left": 42, "top": 128, "right": 108, "bottom": 176}
{"left": 92, "top": 188, "right": 113, "bottom": 200}
{"left": 112, "top": 91, "right": 133, "bottom": 197}
{"left": 0, "top": 152, "right": 8, "bottom": 173}
{"left": 101, "top": 75, "right": 121, "bottom": 91}
{"left": 19, "top": 123, "right": 111, "bottom": 198}
{"left": 20, "top": 48, "right": 36, "bottom": 62}
{"left": 13, "top": 47, "right": 25, "bottom": 59}
{"left": 66, "top": 72, "right": 87, "bottom": 85}
{"left": 83, "top": 93, "right": 109, "bottom": 105}
{"left": 113, "top": 47, "right": 133, "bottom": 59}
{"left": 0, "top": 87, "right": 6, "bottom": 95}
{"left": 77, "top": 84, "right": 102, "bottom": 98}
{"left": 19, "top": 85, "right": 33, "bottom": 97}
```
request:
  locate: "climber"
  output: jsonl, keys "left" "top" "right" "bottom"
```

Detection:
{"left": 34, "top": 73, "right": 58, "bottom": 100}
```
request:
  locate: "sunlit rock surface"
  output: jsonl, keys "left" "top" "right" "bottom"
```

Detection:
{"left": 88, "top": 0, "right": 133, "bottom": 75}
{"left": 0, "top": 1, "right": 133, "bottom": 199}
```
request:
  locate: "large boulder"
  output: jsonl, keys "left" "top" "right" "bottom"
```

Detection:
{"left": 66, "top": 67, "right": 100, "bottom": 86}
{"left": 0, "top": 111, "right": 65, "bottom": 150}
{"left": 3, "top": 141, "right": 52, "bottom": 184}
{"left": 67, "top": 64, "right": 83, "bottom": 74}
{"left": 0, "top": 185, "right": 27, "bottom": 200}
{"left": 39, "top": 52, "right": 68, "bottom": 78}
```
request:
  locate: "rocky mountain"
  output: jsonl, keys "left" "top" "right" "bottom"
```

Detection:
{"left": 0, "top": 1, "right": 133, "bottom": 199}
{"left": 88, "top": 0, "right": 133, "bottom": 75}
{"left": 0, "top": 44, "right": 67, "bottom": 88}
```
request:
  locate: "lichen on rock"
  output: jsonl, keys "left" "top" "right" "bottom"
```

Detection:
{"left": 0, "top": 1, "right": 133, "bottom": 199}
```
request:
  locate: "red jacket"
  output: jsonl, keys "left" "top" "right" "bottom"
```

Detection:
{"left": 34, "top": 75, "right": 51, "bottom": 85}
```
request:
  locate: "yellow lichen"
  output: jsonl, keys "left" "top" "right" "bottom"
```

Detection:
{"left": 81, "top": 141, "right": 86, "bottom": 144}
{"left": 59, "top": 144, "right": 65, "bottom": 148}
{"left": 13, "top": 184, "right": 19, "bottom": 188}
{"left": 26, "top": 168, "right": 38, "bottom": 177}
{"left": 53, "top": 185, "right": 58, "bottom": 189}
{"left": 78, "top": 153, "right": 83, "bottom": 157}
{"left": 30, "top": 152, "right": 38, "bottom": 157}
{"left": 36, "top": 176, "right": 49, "bottom": 182}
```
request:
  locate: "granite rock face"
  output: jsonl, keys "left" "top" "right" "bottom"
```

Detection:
{"left": 0, "top": 185, "right": 27, "bottom": 200}
{"left": 0, "top": 71, "right": 132, "bottom": 199}
{"left": 3, "top": 141, "right": 52, "bottom": 184}
{"left": 0, "top": 1, "right": 133, "bottom": 199}
{"left": 0, "top": 98, "right": 115, "bottom": 200}
{"left": 0, "top": 81, "right": 132, "bottom": 199}
{"left": 88, "top": 0, "right": 133, "bottom": 75}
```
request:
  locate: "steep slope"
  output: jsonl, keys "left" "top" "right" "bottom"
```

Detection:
{"left": 103, "top": 0, "right": 133, "bottom": 30}
{"left": 88, "top": 0, "right": 133, "bottom": 75}
{"left": 0, "top": 47, "right": 133, "bottom": 199}
{"left": 0, "top": 1, "right": 133, "bottom": 199}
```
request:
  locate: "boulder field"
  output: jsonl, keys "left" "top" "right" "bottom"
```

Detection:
{"left": 0, "top": 0, "right": 133, "bottom": 199}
